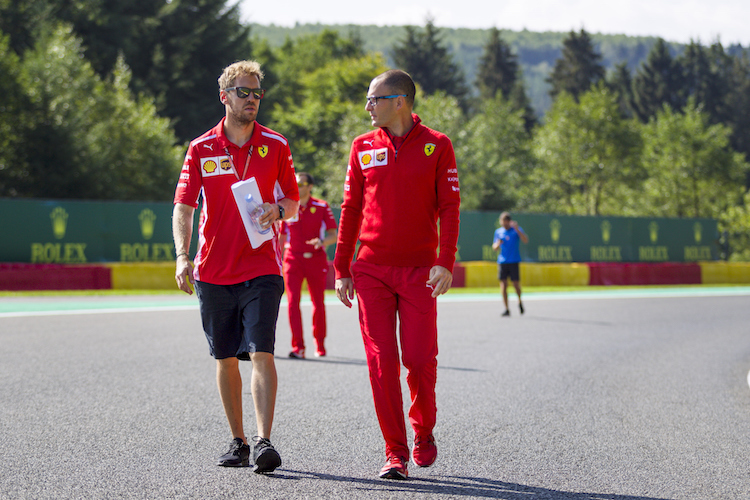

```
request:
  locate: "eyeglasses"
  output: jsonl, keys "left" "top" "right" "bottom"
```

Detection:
{"left": 297, "top": 182, "right": 310, "bottom": 187}
{"left": 366, "top": 94, "right": 406, "bottom": 106}
{"left": 224, "top": 87, "right": 265, "bottom": 100}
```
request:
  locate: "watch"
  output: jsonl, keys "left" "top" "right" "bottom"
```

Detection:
{"left": 277, "top": 204, "right": 285, "bottom": 220}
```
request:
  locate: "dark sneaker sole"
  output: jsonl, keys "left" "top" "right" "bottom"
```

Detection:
{"left": 379, "top": 468, "right": 408, "bottom": 480}
{"left": 253, "top": 449, "right": 281, "bottom": 474}
{"left": 217, "top": 458, "right": 249, "bottom": 467}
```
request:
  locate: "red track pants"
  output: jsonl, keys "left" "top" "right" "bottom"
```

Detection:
{"left": 352, "top": 260, "right": 438, "bottom": 461}
{"left": 282, "top": 251, "right": 328, "bottom": 352}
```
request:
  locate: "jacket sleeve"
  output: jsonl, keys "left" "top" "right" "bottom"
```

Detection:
{"left": 434, "top": 136, "right": 461, "bottom": 272}
{"left": 333, "top": 145, "right": 364, "bottom": 279}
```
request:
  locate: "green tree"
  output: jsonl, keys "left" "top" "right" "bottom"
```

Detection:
{"left": 726, "top": 53, "right": 750, "bottom": 166}
{"left": 451, "top": 93, "right": 534, "bottom": 210}
{"left": 532, "top": 84, "right": 644, "bottom": 215}
{"left": 547, "top": 29, "right": 605, "bottom": 101}
{"left": 475, "top": 27, "right": 536, "bottom": 130}
{"left": 12, "top": 24, "right": 182, "bottom": 200}
{"left": 679, "top": 41, "right": 733, "bottom": 126}
{"left": 631, "top": 38, "right": 684, "bottom": 122}
{"left": 607, "top": 61, "right": 635, "bottom": 118}
{"left": 640, "top": 99, "right": 746, "bottom": 218}
{"left": 391, "top": 18, "right": 469, "bottom": 107}
{"left": 0, "top": 32, "right": 29, "bottom": 196}
{"left": 268, "top": 30, "right": 387, "bottom": 183}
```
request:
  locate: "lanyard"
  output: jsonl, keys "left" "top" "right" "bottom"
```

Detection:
{"left": 223, "top": 146, "right": 253, "bottom": 182}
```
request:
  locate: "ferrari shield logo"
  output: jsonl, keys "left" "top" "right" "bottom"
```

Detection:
{"left": 424, "top": 143, "right": 436, "bottom": 156}
{"left": 258, "top": 145, "right": 269, "bottom": 158}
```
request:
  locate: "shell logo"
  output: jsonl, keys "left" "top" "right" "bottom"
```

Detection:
{"left": 203, "top": 160, "right": 217, "bottom": 173}
{"left": 362, "top": 154, "right": 372, "bottom": 165}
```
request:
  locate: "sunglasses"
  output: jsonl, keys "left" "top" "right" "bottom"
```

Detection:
{"left": 297, "top": 182, "right": 311, "bottom": 187}
{"left": 224, "top": 87, "right": 265, "bottom": 99}
{"left": 366, "top": 94, "right": 406, "bottom": 106}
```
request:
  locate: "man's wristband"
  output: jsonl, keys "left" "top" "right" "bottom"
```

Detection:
{"left": 176, "top": 252, "right": 189, "bottom": 259}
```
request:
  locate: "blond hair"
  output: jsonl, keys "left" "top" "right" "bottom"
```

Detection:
{"left": 218, "top": 60, "right": 264, "bottom": 90}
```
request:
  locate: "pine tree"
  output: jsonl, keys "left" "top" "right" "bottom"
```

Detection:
{"left": 631, "top": 38, "right": 684, "bottom": 122}
{"left": 476, "top": 27, "right": 519, "bottom": 100}
{"left": 547, "top": 29, "right": 605, "bottom": 101}
{"left": 391, "top": 18, "right": 469, "bottom": 106}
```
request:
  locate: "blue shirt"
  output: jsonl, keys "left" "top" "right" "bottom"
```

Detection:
{"left": 494, "top": 227, "right": 523, "bottom": 264}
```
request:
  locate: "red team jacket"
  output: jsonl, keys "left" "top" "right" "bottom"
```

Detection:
{"left": 334, "top": 114, "right": 461, "bottom": 279}
{"left": 174, "top": 118, "right": 299, "bottom": 285}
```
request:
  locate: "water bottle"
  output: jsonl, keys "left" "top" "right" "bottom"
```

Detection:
{"left": 245, "top": 194, "right": 271, "bottom": 235}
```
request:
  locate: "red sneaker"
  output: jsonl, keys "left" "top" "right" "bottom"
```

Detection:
{"left": 288, "top": 349, "right": 305, "bottom": 359}
{"left": 379, "top": 455, "right": 408, "bottom": 479}
{"left": 413, "top": 434, "right": 437, "bottom": 467}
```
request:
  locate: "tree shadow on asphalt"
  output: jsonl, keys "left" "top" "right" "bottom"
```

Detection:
{"left": 273, "top": 470, "right": 670, "bottom": 499}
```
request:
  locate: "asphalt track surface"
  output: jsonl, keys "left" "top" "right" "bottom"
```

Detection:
{"left": 2, "top": 287, "right": 750, "bottom": 499}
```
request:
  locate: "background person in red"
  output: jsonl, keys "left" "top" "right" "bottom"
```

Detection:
{"left": 334, "top": 69, "right": 460, "bottom": 480}
{"left": 172, "top": 60, "right": 299, "bottom": 473}
{"left": 279, "top": 172, "right": 338, "bottom": 359}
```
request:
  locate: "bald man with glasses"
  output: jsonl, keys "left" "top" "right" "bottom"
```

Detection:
{"left": 334, "top": 69, "right": 461, "bottom": 480}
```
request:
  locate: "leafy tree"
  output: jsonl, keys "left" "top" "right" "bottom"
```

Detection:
{"left": 0, "top": 32, "right": 29, "bottom": 196}
{"left": 720, "top": 191, "right": 750, "bottom": 261}
{"left": 547, "top": 29, "right": 605, "bottom": 101}
{"left": 725, "top": 53, "right": 750, "bottom": 167}
{"left": 23, "top": 0, "right": 252, "bottom": 144}
{"left": 11, "top": 24, "right": 182, "bottom": 200}
{"left": 391, "top": 18, "right": 469, "bottom": 107}
{"left": 532, "top": 84, "right": 644, "bottom": 215}
{"left": 268, "top": 30, "right": 387, "bottom": 183}
{"left": 640, "top": 99, "right": 747, "bottom": 218}
{"left": 451, "top": 93, "right": 534, "bottom": 210}
{"left": 631, "top": 38, "right": 684, "bottom": 122}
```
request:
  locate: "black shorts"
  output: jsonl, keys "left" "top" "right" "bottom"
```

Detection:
{"left": 195, "top": 275, "right": 284, "bottom": 360}
{"left": 498, "top": 263, "right": 520, "bottom": 282}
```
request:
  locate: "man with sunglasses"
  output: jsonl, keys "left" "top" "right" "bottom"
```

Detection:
{"left": 172, "top": 60, "right": 299, "bottom": 473}
{"left": 279, "top": 172, "right": 338, "bottom": 359}
{"left": 334, "top": 69, "right": 461, "bottom": 480}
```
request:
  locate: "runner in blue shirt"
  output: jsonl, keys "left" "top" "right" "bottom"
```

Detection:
{"left": 492, "top": 212, "right": 529, "bottom": 316}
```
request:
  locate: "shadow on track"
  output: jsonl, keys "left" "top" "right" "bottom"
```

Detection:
{"left": 270, "top": 470, "right": 669, "bottom": 499}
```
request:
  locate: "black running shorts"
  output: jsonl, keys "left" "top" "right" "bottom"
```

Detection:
{"left": 195, "top": 275, "right": 284, "bottom": 359}
{"left": 498, "top": 263, "right": 520, "bottom": 282}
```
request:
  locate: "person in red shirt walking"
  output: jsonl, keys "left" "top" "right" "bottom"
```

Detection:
{"left": 334, "top": 69, "right": 461, "bottom": 480}
{"left": 172, "top": 60, "right": 299, "bottom": 473}
{"left": 279, "top": 172, "right": 338, "bottom": 359}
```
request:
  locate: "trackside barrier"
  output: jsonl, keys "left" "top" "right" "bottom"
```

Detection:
{"left": 106, "top": 263, "right": 176, "bottom": 290}
{"left": 699, "top": 261, "right": 750, "bottom": 284}
{"left": 461, "top": 262, "right": 590, "bottom": 287}
{"left": 588, "top": 262, "right": 701, "bottom": 286}
{"left": 2, "top": 261, "right": 750, "bottom": 291}
{"left": 0, "top": 263, "right": 111, "bottom": 291}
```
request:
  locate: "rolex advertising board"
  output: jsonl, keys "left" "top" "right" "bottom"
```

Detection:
{"left": 460, "top": 211, "right": 718, "bottom": 263}
{"left": 0, "top": 198, "right": 198, "bottom": 264}
{"left": 0, "top": 199, "right": 718, "bottom": 263}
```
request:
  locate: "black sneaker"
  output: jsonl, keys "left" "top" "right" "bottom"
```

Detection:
{"left": 502, "top": 310, "right": 510, "bottom": 317}
{"left": 519, "top": 302, "right": 525, "bottom": 315}
{"left": 252, "top": 436, "right": 281, "bottom": 474}
{"left": 217, "top": 437, "right": 250, "bottom": 467}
